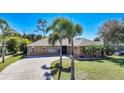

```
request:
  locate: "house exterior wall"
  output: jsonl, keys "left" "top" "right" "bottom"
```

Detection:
{"left": 64, "top": 46, "right": 82, "bottom": 57}
{"left": 27, "top": 45, "right": 104, "bottom": 57}
{"left": 67, "top": 46, "right": 71, "bottom": 55}
{"left": 27, "top": 46, "right": 60, "bottom": 56}
{"left": 27, "top": 46, "right": 86, "bottom": 57}
{"left": 27, "top": 46, "right": 46, "bottom": 55}
{"left": 73, "top": 46, "right": 81, "bottom": 57}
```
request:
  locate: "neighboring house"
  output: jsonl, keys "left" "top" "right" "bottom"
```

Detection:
{"left": 27, "top": 38, "right": 103, "bottom": 57}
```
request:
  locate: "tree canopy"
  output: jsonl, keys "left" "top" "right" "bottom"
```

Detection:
{"left": 98, "top": 19, "right": 124, "bottom": 45}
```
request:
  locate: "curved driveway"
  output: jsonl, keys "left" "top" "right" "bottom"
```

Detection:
{"left": 0, "top": 56, "right": 67, "bottom": 80}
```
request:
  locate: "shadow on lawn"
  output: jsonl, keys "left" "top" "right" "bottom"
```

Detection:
{"left": 76, "top": 57, "right": 106, "bottom": 63}
{"left": 106, "top": 56, "right": 124, "bottom": 67}
{"left": 13, "top": 53, "right": 26, "bottom": 59}
{"left": 76, "top": 57, "right": 107, "bottom": 62}
{"left": 50, "top": 56, "right": 124, "bottom": 78}
{"left": 41, "top": 64, "right": 70, "bottom": 80}
{"left": 77, "top": 56, "right": 124, "bottom": 67}
{"left": 50, "top": 63, "right": 71, "bottom": 76}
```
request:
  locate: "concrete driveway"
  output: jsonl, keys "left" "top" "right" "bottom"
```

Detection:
{"left": 0, "top": 56, "right": 67, "bottom": 80}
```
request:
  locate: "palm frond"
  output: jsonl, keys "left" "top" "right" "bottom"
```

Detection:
{"left": 0, "top": 18, "right": 9, "bottom": 31}
{"left": 48, "top": 32, "right": 60, "bottom": 46}
{"left": 74, "top": 24, "right": 83, "bottom": 35}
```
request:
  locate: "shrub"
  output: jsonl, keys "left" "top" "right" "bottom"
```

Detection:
{"left": 81, "top": 45, "right": 115, "bottom": 57}
{"left": 19, "top": 38, "right": 31, "bottom": 54}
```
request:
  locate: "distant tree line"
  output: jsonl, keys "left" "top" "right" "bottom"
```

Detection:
{"left": 21, "top": 34, "right": 43, "bottom": 42}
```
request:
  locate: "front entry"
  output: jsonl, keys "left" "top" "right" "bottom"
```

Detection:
{"left": 62, "top": 46, "right": 67, "bottom": 54}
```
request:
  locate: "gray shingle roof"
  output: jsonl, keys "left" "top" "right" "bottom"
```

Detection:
{"left": 27, "top": 38, "right": 103, "bottom": 47}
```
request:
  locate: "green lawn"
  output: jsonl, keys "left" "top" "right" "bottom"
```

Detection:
{"left": 51, "top": 56, "right": 124, "bottom": 80}
{"left": 0, "top": 54, "right": 25, "bottom": 72}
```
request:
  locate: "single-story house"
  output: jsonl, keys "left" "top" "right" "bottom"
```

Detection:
{"left": 27, "top": 38, "right": 103, "bottom": 57}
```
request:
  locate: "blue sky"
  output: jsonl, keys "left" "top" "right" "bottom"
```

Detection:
{"left": 0, "top": 13, "right": 124, "bottom": 40}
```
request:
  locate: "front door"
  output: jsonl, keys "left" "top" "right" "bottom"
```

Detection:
{"left": 62, "top": 46, "right": 67, "bottom": 54}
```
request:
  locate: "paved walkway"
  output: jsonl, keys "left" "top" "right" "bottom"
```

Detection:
{"left": 0, "top": 56, "right": 67, "bottom": 80}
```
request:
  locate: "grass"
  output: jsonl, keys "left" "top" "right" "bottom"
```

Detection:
{"left": 0, "top": 54, "right": 25, "bottom": 72}
{"left": 51, "top": 55, "right": 124, "bottom": 80}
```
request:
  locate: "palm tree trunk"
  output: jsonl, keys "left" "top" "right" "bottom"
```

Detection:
{"left": 58, "top": 40, "right": 62, "bottom": 80}
{"left": 2, "top": 41, "right": 5, "bottom": 63}
{"left": 70, "top": 39, "right": 75, "bottom": 80}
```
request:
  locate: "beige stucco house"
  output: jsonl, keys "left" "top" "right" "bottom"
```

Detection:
{"left": 27, "top": 38, "right": 102, "bottom": 57}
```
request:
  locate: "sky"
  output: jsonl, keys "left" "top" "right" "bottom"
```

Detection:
{"left": 0, "top": 13, "right": 124, "bottom": 40}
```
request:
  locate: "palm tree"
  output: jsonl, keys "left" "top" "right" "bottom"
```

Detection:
{"left": 0, "top": 18, "right": 14, "bottom": 63}
{"left": 46, "top": 17, "right": 70, "bottom": 80}
{"left": 0, "top": 19, "right": 10, "bottom": 63}
{"left": 66, "top": 22, "right": 83, "bottom": 80}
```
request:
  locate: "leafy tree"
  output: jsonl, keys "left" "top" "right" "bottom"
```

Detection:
{"left": 98, "top": 19, "right": 120, "bottom": 45}
{"left": 35, "top": 18, "right": 47, "bottom": 37}
{"left": 23, "top": 34, "right": 42, "bottom": 42}
{"left": 6, "top": 37, "right": 31, "bottom": 54}
{"left": 117, "top": 18, "right": 124, "bottom": 43}
{"left": 20, "top": 38, "right": 31, "bottom": 54}
{"left": 6, "top": 37, "right": 20, "bottom": 53}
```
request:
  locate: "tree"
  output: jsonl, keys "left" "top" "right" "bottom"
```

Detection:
{"left": 118, "top": 18, "right": 124, "bottom": 43}
{"left": 22, "top": 34, "right": 42, "bottom": 42}
{"left": 98, "top": 19, "right": 120, "bottom": 45}
{"left": 6, "top": 36, "right": 31, "bottom": 54}
{"left": 65, "top": 21, "right": 83, "bottom": 80}
{"left": 19, "top": 38, "right": 31, "bottom": 54}
{"left": 46, "top": 17, "right": 70, "bottom": 80}
{"left": 35, "top": 18, "right": 47, "bottom": 37}
{"left": 0, "top": 18, "right": 12, "bottom": 63}
{"left": 6, "top": 37, "right": 20, "bottom": 53}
